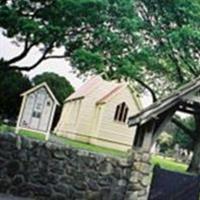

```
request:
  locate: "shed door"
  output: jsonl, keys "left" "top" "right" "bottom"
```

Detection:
{"left": 30, "top": 89, "right": 46, "bottom": 130}
{"left": 39, "top": 98, "right": 53, "bottom": 132}
{"left": 20, "top": 94, "right": 35, "bottom": 128}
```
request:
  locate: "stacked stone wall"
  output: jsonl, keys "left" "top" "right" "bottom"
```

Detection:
{"left": 0, "top": 133, "right": 151, "bottom": 200}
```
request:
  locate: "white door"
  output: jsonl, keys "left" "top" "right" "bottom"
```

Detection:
{"left": 30, "top": 89, "right": 46, "bottom": 130}
{"left": 39, "top": 98, "right": 53, "bottom": 132}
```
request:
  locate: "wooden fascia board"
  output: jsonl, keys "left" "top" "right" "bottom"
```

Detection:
{"left": 64, "top": 96, "right": 84, "bottom": 103}
{"left": 21, "top": 82, "right": 60, "bottom": 106}
{"left": 128, "top": 79, "right": 200, "bottom": 127}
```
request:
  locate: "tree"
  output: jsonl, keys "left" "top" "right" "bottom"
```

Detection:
{"left": 135, "top": 0, "right": 200, "bottom": 173}
{"left": 0, "top": 0, "right": 142, "bottom": 78}
{"left": 33, "top": 72, "right": 74, "bottom": 103}
{"left": 170, "top": 117, "right": 194, "bottom": 151}
{"left": 157, "top": 132, "right": 173, "bottom": 153}
{"left": 32, "top": 72, "right": 74, "bottom": 128}
{"left": 0, "top": 70, "right": 31, "bottom": 121}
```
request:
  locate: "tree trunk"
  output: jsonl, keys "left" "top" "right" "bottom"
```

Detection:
{"left": 187, "top": 114, "right": 200, "bottom": 174}
{"left": 187, "top": 136, "right": 200, "bottom": 174}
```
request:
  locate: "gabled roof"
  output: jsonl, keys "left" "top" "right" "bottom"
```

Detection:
{"left": 21, "top": 82, "right": 60, "bottom": 105}
{"left": 128, "top": 77, "right": 200, "bottom": 127}
{"left": 96, "top": 84, "right": 124, "bottom": 104}
{"left": 65, "top": 76, "right": 141, "bottom": 108}
{"left": 65, "top": 76, "right": 102, "bottom": 102}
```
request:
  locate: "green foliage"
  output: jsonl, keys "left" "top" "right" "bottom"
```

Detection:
{"left": 0, "top": 0, "right": 144, "bottom": 82}
{"left": 1, "top": 0, "right": 200, "bottom": 94}
{"left": 0, "top": 71, "right": 31, "bottom": 120}
{"left": 32, "top": 72, "right": 74, "bottom": 104}
{"left": 173, "top": 117, "right": 194, "bottom": 150}
{"left": 157, "top": 132, "right": 173, "bottom": 153}
{"left": 136, "top": 0, "right": 200, "bottom": 93}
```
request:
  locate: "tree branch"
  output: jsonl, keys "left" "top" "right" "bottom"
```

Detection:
{"left": 134, "top": 77, "right": 157, "bottom": 102}
{"left": 44, "top": 55, "right": 68, "bottom": 60}
{"left": 9, "top": 44, "right": 54, "bottom": 71}
{"left": 171, "top": 117, "right": 195, "bottom": 140}
{"left": 5, "top": 38, "right": 35, "bottom": 65}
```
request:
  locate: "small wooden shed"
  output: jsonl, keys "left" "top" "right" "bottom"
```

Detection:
{"left": 16, "top": 82, "right": 59, "bottom": 139}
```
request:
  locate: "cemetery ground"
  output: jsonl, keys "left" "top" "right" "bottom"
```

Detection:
{"left": 0, "top": 123, "right": 188, "bottom": 174}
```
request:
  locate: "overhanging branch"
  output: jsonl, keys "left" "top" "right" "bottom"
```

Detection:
{"left": 5, "top": 37, "right": 35, "bottom": 65}
{"left": 134, "top": 77, "right": 157, "bottom": 102}
{"left": 171, "top": 117, "right": 195, "bottom": 140}
{"left": 9, "top": 43, "right": 54, "bottom": 71}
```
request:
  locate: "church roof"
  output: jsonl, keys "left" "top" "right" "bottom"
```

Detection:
{"left": 21, "top": 82, "right": 60, "bottom": 105}
{"left": 128, "top": 77, "right": 200, "bottom": 127}
{"left": 65, "top": 76, "right": 140, "bottom": 106}
{"left": 65, "top": 76, "right": 102, "bottom": 102}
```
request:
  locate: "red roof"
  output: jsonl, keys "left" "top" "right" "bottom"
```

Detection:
{"left": 65, "top": 76, "right": 124, "bottom": 103}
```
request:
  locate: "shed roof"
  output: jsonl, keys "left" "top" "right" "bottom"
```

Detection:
{"left": 21, "top": 82, "right": 60, "bottom": 105}
{"left": 128, "top": 77, "right": 200, "bottom": 127}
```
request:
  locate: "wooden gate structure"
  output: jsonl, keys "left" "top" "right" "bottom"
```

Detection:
{"left": 128, "top": 77, "right": 200, "bottom": 151}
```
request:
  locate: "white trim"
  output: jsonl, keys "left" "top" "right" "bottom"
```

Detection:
{"left": 15, "top": 96, "right": 27, "bottom": 134}
{"left": 46, "top": 104, "right": 57, "bottom": 140}
{"left": 21, "top": 82, "right": 60, "bottom": 105}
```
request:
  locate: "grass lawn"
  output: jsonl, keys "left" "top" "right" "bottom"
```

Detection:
{"left": 0, "top": 124, "right": 15, "bottom": 132}
{"left": 52, "top": 135, "right": 127, "bottom": 157}
{"left": 0, "top": 123, "right": 127, "bottom": 157}
{"left": 18, "top": 130, "right": 46, "bottom": 140}
{"left": 151, "top": 155, "right": 188, "bottom": 173}
{"left": 0, "top": 124, "right": 46, "bottom": 140}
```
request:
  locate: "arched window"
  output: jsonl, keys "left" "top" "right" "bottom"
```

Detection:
{"left": 114, "top": 102, "right": 129, "bottom": 123}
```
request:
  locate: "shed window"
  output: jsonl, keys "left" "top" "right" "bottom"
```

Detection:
{"left": 32, "top": 111, "right": 41, "bottom": 118}
{"left": 114, "top": 102, "right": 129, "bottom": 123}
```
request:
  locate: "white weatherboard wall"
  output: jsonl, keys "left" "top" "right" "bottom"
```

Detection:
{"left": 92, "top": 87, "right": 138, "bottom": 150}
{"left": 16, "top": 83, "right": 59, "bottom": 140}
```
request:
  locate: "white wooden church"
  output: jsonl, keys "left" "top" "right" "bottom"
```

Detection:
{"left": 55, "top": 76, "right": 142, "bottom": 151}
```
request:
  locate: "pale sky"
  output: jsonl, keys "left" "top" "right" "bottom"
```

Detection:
{"left": 0, "top": 29, "right": 84, "bottom": 89}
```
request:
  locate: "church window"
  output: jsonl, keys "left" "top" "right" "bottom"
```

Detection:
{"left": 114, "top": 102, "right": 129, "bottom": 123}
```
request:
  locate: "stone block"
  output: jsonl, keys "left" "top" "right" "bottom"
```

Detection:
{"left": 142, "top": 153, "right": 150, "bottom": 162}
{"left": 140, "top": 176, "right": 150, "bottom": 187}
{"left": 12, "top": 175, "right": 25, "bottom": 186}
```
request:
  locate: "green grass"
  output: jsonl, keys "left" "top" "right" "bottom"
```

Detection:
{"left": 52, "top": 135, "right": 127, "bottom": 157}
{"left": 0, "top": 124, "right": 15, "bottom": 132}
{"left": 18, "top": 130, "right": 46, "bottom": 141}
{"left": 151, "top": 155, "right": 188, "bottom": 173}
{"left": 0, "top": 123, "right": 127, "bottom": 157}
{"left": 0, "top": 124, "right": 45, "bottom": 140}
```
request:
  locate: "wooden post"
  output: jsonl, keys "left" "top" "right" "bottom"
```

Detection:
{"left": 45, "top": 104, "right": 57, "bottom": 140}
{"left": 15, "top": 96, "right": 26, "bottom": 134}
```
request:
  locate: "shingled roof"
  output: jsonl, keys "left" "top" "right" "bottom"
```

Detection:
{"left": 128, "top": 77, "right": 200, "bottom": 127}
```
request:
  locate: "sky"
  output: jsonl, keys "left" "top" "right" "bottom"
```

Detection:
{"left": 0, "top": 29, "right": 153, "bottom": 107}
{"left": 0, "top": 30, "right": 84, "bottom": 89}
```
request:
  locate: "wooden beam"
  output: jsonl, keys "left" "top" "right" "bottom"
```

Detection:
{"left": 152, "top": 107, "right": 176, "bottom": 144}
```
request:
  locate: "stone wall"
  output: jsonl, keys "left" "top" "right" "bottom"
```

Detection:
{"left": 125, "top": 151, "right": 152, "bottom": 200}
{"left": 0, "top": 133, "right": 152, "bottom": 200}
